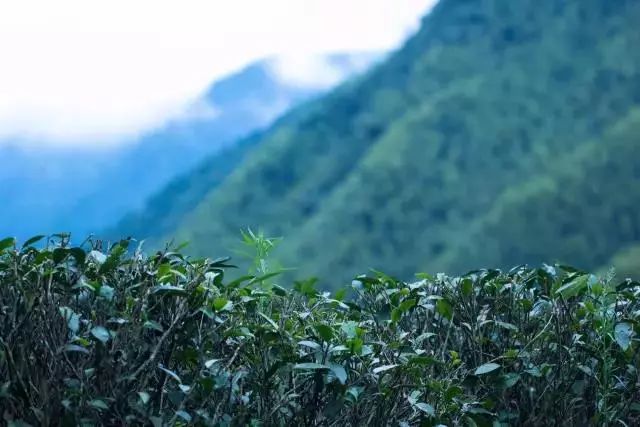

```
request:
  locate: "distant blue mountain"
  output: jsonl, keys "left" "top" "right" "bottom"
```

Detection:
{"left": 0, "top": 52, "right": 382, "bottom": 241}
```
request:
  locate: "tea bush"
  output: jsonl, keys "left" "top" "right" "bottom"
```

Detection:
{"left": 0, "top": 235, "right": 639, "bottom": 426}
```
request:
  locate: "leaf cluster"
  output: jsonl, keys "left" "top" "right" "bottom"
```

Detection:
{"left": 1, "top": 236, "right": 639, "bottom": 426}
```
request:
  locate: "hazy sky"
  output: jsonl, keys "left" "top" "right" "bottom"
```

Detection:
{"left": 0, "top": 0, "right": 436, "bottom": 146}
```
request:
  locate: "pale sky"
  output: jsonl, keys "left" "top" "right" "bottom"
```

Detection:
{"left": 0, "top": 0, "right": 436, "bottom": 146}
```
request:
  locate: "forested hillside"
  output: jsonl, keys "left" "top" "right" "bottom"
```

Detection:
{"left": 114, "top": 0, "right": 640, "bottom": 284}
{"left": 435, "top": 109, "right": 640, "bottom": 273}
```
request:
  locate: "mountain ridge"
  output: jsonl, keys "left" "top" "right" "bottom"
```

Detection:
{"left": 113, "top": 0, "right": 640, "bottom": 284}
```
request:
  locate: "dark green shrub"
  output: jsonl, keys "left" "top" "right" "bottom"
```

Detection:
{"left": 0, "top": 235, "right": 638, "bottom": 426}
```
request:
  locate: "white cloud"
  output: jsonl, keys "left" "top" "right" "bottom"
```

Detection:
{"left": 0, "top": 0, "right": 437, "bottom": 146}
{"left": 266, "top": 52, "right": 384, "bottom": 89}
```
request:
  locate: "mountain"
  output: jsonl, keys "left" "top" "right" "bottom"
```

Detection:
{"left": 0, "top": 52, "right": 381, "bottom": 241}
{"left": 114, "top": 0, "right": 640, "bottom": 284}
{"left": 605, "top": 243, "right": 640, "bottom": 279}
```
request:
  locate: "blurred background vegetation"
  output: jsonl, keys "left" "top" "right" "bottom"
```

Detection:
{"left": 112, "top": 0, "right": 640, "bottom": 287}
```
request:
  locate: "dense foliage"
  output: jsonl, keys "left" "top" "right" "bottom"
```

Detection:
{"left": 1, "top": 235, "right": 639, "bottom": 426}
{"left": 435, "top": 109, "right": 640, "bottom": 274}
{"left": 111, "top": 0, "right": 640, "bottom": 285}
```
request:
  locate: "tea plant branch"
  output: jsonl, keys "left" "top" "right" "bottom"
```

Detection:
{"left": 518, "top": 313, "right": 555, "bottom": 356}
{"left": 267, "top": 381, "right": 307, "bottom": 419}
{"left": 5, "top": 303, "right": 35, "bottom": 343}
{"left": 440, "top": 312, "right": 455, "bottom": 362}
{"left": 0, "top": 338, "right": 35, "bottom": 409}
{"left": 128, "top": 304, "right": 187, "bottom": 381}
{"left": 224, "top": 341, "right": 245, "bottom": 371}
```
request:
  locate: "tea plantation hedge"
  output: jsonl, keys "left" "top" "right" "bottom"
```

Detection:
{"left": 0, "top": 235, "right": 639, "bottom": 426}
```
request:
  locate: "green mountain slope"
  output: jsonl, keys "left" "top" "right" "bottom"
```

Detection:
{"left": 435, "top": 109, "right": 640, "bottom": 274}
{"left": 602, "top": 243, "right": 640, "bottom": 280}
{"left": 109, "top": 134, "right": 260, "bottom": 242}
{"left": 121, "top": 0, "right": 640, "bottom": 284}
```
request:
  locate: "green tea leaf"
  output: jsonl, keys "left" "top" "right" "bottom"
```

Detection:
{"left": 444, "top": 386, "right": 463, "bottom": 401}
{"left": 436, "top": 299, "right": 453, "bottom": 320}
{"left": 391, "top": 308, "right": 402, "bottom": 323}
{"left": 52, "top": 248, "right": 69, "bottom": 264}
{"left": 158, "top": 365, "right": 182, "bottom": 383}
{"left": 63, "top": 344, "right": 90, "bottom": 354}
{"left": 373, "top": 364, "right": 398, "bottom": 374}
{"left": 329, "top": 363, "right": 347, "bottom": 384}
{"left": 22, "top": 235, "right": 45, "bottom": 248}
{"left": 59, "top": 307, "right": 80, "bottom": 334}
{"left": 315, "top": 324, "right": 334, "bottom": 342}
{"left": 474, "top": 363, "right": 501, "bottom": 375}
{"left": 0, "top": 237, "right": 15, "bottom": 254}
{"left": 138, "top": 392, "right": 151, "bottom": 405}
{"left": 150, "top": 285, "right": 188, "bottom": 297}
{"left": 90, "top": 326, "right": 110, "bottom": 343}
{"left": 175, "top": 411, "right": 192, "bottom": 422}
{"left": 555, "top": 275, "right": 588, "bottom": 298}
{"left": 89, "top": 399, "right": 109, "bottom": 411}
{"left": 298, "top": 340, "right": 321, "bottom": 350}
{"left": 294, "top": 363, "right": 328, "bottom": 370}
{"left": 258, "top": 312, "right": 279, "bottom": 330}
{"left": 460, "top": 278, "right": 473, "bottom": 297}
{"left": 205, "top": 359, "right": 221, "bottom": 369}
{"left": 213, "top": 297, "right": 232, "bottom": 311}
{"left": 494, "top": 321, "right": 518, "bottom": 332}
{"left": 415, "top": 402, "right": 435, "bottom": 416}
{"left": 69, "top": 247, "right": 86, "bottom": 265}
{"left": 143, "top": 320, "right": 164, "bottom": 332}
{"left": 100, "top": 243, "right": 127, "bottom": 274}
{"left": 614, "top": 322, "right": 634, "bottom": 351}
{"left": 502, "top": 373, "right": 520, "bottom": 388}
{"left": 341, "top": 321, "right": 358, "bottom": 338}
{"left": 399, "top": 298, "right": 417, "bottom": 312}
{"left": 99, "top": 285, "right": 115, "bottom": 301}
